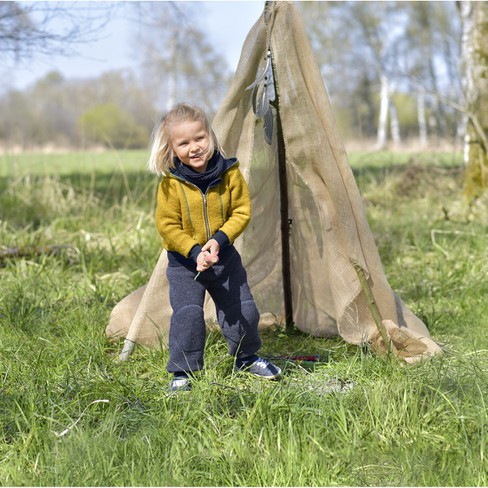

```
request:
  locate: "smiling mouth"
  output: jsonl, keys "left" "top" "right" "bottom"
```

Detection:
{"left": 191, "top": 146, "right": 209, "bottom": 160}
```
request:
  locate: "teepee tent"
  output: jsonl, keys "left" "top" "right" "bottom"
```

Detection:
{"left": 106, "top": 1, "right": 442, "bottom": 363}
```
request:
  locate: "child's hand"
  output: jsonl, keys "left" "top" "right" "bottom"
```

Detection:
{"left": 196, "top": 239, "right": 220, "bottom": 272}
{"left": 202, "top": 238, "right": 220, "bottom": 257}
{"left": 196, "top": 251, "right": 219, "bottom": 272}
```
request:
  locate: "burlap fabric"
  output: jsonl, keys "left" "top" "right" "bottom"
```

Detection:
{"left": 106, "top": 1, "right": 442, "bottom": 362}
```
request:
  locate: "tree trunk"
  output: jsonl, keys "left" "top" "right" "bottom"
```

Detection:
{"left": 376, "top": 74, "right": 389, "bottom": 149}
{"left": 166, "top": 33, "right": 178, "bottom": 111}
{"left": 389, "top": 103, "right": 401, "bottom": 146}
{"left": 417, "top": 86, "right": 428, "bottom": 147}
{"left": 458, "top": 1, "right": 488, "bottom": 200}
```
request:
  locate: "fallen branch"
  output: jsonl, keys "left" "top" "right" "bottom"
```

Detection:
{"left": 52, "top": 399, "right": 110, "bottom": 438}
{"left": 0, "top": 245, "right": 74, "bottom": 263}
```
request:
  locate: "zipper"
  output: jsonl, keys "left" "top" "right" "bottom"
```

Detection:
{"left": 170, "top": 174, "right": 215, "bottom": 241}
{"left": 202, "top": 192, "right": 211, "bottom": 241}
{"left": 168, "top": 160, "right": 238, "bottom": 241}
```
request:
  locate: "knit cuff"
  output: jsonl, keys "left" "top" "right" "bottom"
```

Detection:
{"left": 188, "top": 244, "right": 203, "bottom": 263}
{"left": 212, "top": 230, "right": 230, "bottom": 249}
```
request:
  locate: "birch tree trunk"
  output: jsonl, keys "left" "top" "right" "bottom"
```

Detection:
{"left": 166, "top": 33, "right": 178, "bottom": 111}
{"left": 417, "top": 86, "right": 428, "bottom": 148}
{"left": 458, "top": 1, "right": 488, "bottom": 200}
{"left": 376, "top": 74, "right": 389, "bottom": 149}
{"left": 389, "top": 103, "right": 401, "bottom": 146}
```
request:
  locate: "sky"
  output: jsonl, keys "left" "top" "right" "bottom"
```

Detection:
{"left": 8, "top": 1, "right": 266, "bottom": 90}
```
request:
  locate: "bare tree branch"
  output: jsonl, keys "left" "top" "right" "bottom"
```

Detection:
{"left": 0, "top": 1, "right": 117, "bottom": 65}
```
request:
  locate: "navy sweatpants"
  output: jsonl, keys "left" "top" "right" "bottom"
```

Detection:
{"left": 166, "top": 246, "right": 261, "bottom": 373}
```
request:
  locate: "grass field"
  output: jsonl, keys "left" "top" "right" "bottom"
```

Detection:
{"left": 0, "top": 149, "right": 487, "bottom": 486}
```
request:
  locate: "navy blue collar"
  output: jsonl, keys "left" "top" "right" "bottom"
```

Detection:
{"left": 171, "top": 151, "right": 227, "bottom": 192}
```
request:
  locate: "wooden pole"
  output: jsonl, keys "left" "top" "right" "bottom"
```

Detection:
{"left": 262, "top": 2, "right": 293, "bottom": 331}
{"left": 273, "top": 93, "right": 294, "bottom": 332}
{"left": 352, "top": 261, "right": 398, "bottom": 356}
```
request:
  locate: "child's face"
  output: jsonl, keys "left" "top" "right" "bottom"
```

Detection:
{"left": 171, "top": 120, "right": 211, "bottom": 173}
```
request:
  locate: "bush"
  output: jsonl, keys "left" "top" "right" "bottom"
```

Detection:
{"left": 77, "top": 103, "right": 149, "bottom": 149}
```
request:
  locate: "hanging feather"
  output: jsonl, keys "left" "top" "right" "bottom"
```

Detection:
{"left": 246, "top": 50, "right": 276, "bottom": 144}
{"left": 263, "top": 105, "right": 274, "bottom": 145}
{"left": 254, "top": 79, "right": 269, "bottom": 117}
{"left": 246, "top": 49, "right": 272, "bottom": 91}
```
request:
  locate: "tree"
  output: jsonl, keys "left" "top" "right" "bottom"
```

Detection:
{"left": 298, "top": 1, "right": 462, "bottom": 147}
{"left": 0, "top": 69, "right": 155, "bottom": 149}
{"left": 77, "top": 103, "right": 149, "bottom": 149}
{"left": 0, "top": 1, "right": 114, "bottom": 64}
{"left": 458, "top": 1, "right": 488, "bottom": 200}
{"left": 131, "top": 2, "right": 231, "bottom": 115}
{"left": 400, "top": 1, "right": 462, "bottom": 146}
{"left": 78, "top": 70, "right": 157, "bottom": 135}
{"left": 301, "top": 1, "right": 408, "bottom": 147}
{"left": 297, "top": 1, "right": 376, "bottom": 140}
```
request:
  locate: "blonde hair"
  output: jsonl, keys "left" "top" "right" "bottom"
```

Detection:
{"left": 147, "top": 103, "right": 222, "bottom": 176}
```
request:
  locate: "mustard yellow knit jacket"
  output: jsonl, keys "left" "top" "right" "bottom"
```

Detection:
{"left": 155, "top": 162, "right": 251, "bottom": 258}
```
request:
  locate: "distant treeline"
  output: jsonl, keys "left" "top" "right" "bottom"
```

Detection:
{"left": 0, "top": 2, "right": 463, "bottom": 151}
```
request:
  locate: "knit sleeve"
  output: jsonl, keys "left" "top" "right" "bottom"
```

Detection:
{"left": 218, "top": 166, "right": 251, "bottom": 243}
{"left": 155, "top": 178, "right": 199, "bottom": 258}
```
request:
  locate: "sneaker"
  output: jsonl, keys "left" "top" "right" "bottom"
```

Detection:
{"left": 235, "top": 356, "right": 282, "bottom": 380}
{"left": 169, "top": 376, "right": 191, "bottom": 392}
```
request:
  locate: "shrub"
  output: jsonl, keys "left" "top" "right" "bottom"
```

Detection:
{"left": 77, "top": 103, "right": 149, "bottom": 149}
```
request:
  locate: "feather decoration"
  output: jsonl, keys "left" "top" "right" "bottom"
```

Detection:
{"left": 246, "top": 50, "right": 276, "bottom": 144}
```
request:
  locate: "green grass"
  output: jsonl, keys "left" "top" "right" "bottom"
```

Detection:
{"left": 1, "top": 149, "right": 487, "bottom": 486}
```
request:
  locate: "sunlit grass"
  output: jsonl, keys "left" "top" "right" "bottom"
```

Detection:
{"left": 0, "top": 149, "right": 487, "bottom": 486}
{"left": 0, "top": 150, "right": 148, "bottom": 177}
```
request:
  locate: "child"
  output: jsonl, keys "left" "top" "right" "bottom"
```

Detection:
{"left": 147, "top": 103, "right": 282, "bottom": 392}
